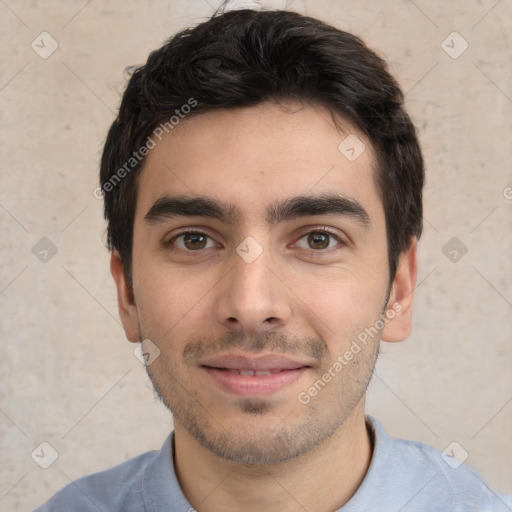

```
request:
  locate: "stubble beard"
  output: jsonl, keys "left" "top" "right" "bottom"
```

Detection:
{"left": 143, "top": 329, "right": 380, "bottom": 466}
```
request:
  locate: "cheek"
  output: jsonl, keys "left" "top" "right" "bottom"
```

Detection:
{"left": 295, "top": 270, "right": 387, "bottom": 348}
{"left": 133, "top": 262, "right": 215, "bottom": 339}
{"left": 134, "top": 265, "right": 185, "bottom": 330}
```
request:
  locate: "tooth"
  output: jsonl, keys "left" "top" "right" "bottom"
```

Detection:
{"left": 255, "top": 370, "right": 271, "bottom": 376}
{"left": 239, "top": 370, "right": 255, "bottom": 376}
{"left": 270, "top": 369, "right": 282, "bottom": 374}
{"left": 228, "top": 369, "right": 240, "bottom": 374}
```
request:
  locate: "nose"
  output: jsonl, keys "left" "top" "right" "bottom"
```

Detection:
{"left": 214, "top": 243, "right": 292, "bottom": 333}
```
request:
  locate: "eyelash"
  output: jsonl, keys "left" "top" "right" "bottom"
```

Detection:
{"left": 165, "top": 228, "right": 346, "bottom": 253}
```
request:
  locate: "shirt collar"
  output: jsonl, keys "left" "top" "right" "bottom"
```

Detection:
{"left": 142, "top": 432, "right": 193, "bottom": 512}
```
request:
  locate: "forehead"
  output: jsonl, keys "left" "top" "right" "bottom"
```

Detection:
{"left": 135, "top": 101, "right": 381, "bottom": 223}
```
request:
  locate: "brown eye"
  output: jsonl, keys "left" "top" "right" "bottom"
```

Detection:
{"left": 295, "top": 230, "right": 343, "bottom": 251}
{"left": 183, "top": 233, "right": 207, "bottom": 250}
{"left": 169, "top": 231, "right": 216, "bottom": 251}
{"left": 308, "top": 232, "right": 330, "bottom": 250}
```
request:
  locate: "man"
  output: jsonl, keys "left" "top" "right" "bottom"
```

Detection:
{"left": 36, "top": 5, "right": 511, "bottom": 512}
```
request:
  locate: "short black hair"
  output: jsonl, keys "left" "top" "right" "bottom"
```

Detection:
{"left": 100, "top": 7, "right": 424, "bottom": 286}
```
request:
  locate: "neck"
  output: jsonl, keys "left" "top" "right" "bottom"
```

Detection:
{"left": 173, "top": 402, "right": 373, "bottom": 512}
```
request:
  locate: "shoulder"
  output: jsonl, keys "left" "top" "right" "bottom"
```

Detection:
{"left": 357, "top": 416, "right": 512, "bottom": 512}
{"left": 33, "top": 447, "right": 161, "bottom": 512}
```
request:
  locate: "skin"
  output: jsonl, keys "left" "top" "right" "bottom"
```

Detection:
{"left": 111, "top": 101, "right": 417, "bottom": 511}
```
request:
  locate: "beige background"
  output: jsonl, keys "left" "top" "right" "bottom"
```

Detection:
{"left": 1, "top": 0, "right": 511, "bottom": 510}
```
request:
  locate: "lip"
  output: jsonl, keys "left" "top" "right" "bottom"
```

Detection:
{"left": 199, "top": 353, "right": 309, "bottom": 371}
{"left": 199, "top": 353, "right": 311, "bottom": 397}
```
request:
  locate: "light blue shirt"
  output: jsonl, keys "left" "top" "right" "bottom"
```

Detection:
{"left": 34, "top": 416, "right": 512, "bottom": 511}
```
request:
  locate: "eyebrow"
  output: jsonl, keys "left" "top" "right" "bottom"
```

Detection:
{"left": 144, "top": 193, "right": 370, "bottom": 228}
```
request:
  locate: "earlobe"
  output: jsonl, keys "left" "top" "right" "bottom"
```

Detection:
{"left": 380, "top": 239, "right": 418, "bottom": 343}
{"left": 110, "top": 251, "right": 141, "bottom": 343}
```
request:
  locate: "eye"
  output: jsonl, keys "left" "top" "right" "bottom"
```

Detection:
{"left": 294, "top": 229, "right": 344, "bottom": 251}
{"left": 167, "top": 230, "right": 217, "bottom": 251}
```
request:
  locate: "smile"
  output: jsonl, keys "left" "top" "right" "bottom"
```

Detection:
{"left": 206, "top": 368, "right": 285, "bottom": 376}
{"left": 201, "top": 365, "right": 309, "bottom": 397}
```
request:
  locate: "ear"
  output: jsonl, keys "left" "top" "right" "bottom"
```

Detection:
{"left": 110, "top": 251, "right": 141, "bottom": 343}
{"left": 380, "top": 239, "right": 418, "bottom": 343}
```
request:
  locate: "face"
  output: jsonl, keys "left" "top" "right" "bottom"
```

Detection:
{"left": 112, "top": 101, "right": 415, "bottom": 465}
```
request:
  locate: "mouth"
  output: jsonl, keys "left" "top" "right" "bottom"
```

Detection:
{"left": 205, "top": 368, "right": 289, "bottom": 376}
{"left": 199, "top": 353, "right": 311, "bottom": 397}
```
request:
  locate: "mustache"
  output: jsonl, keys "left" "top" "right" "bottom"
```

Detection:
{"left": 183, "top": 331, "right": 327, "bottom": 363}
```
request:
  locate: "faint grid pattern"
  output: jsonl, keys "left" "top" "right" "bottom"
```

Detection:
{"left": 0, "top": 0, "right": 510, "bottom": 510}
